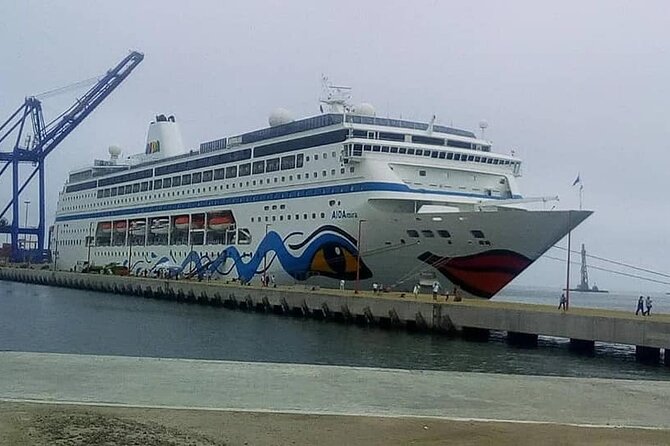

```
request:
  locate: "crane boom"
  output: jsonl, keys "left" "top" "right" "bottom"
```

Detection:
{"left": 0, "top": 51, "right": 144, "bottom": 262}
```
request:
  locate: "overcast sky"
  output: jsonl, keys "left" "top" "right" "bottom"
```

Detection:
{"left": 2, "top": 1, "right": 669, "bottom": 291}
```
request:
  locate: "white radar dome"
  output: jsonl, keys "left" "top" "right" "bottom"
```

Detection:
{"left": 108, "top": 145, "right": 122, "bottom": 159}
{"left": 268, "top": 108, "right": 295, "bottom": 127}
{"left": 353, "top": 103, "right": 376, "bottom": 116}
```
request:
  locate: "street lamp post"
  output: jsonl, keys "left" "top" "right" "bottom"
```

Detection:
{"left": 355, "top": 219, "right": 367, "bottom": 294}
{"left": 263, "top": 223, "right": 271, "bottom": 286}
{"left": 23, "top": 200, "right": 31, "bottom": 249}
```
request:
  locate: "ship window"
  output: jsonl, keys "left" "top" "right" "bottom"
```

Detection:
{"left": 117, "top": 187, "right": 125, "bottom": 196}
{"left": 437, "top": 230, "right": 451, "bottom": 238}
{"left": 474, "top": 156, "right": 481, "bottom": 162}
{"left": 239, "top": 163, "right": 251, "bottom": 176}
{"left": 191, "top": 172, "right": 202, "bottom": 184}
{"left": 415, "top": 149, "right": 423, "bottom": 156}
{"left": 154, "top": 180, "right": 162, "bottom": 190}
{"left": 471, "top": 230, "right": 485, "bottom": 239}
{"left": 432, "top": 151, "right": 439, "bottom": 158}
{"left": 438, "top": 152, "right": 446, "bottom": 159}
{"left": 421, "top": 230, "right": 435, "bottom": 237}
{"left": 281, "top": 155, "right": 295, "bottom": 170}
{"left": 406, "top": 229, "right": 419, "bottom": 238}
{"left": 424, "top": 150, "right": 432, "bottom": 157}
{"left": 447, "top": 153, "right": 454, "bottom": 160}
{"left": 225, "top": 166, "right": 237, "bottom": 178}
{"left": 407, "top": 148, "right": 415, "bottom": 155}
{"left": 381, "top": 146, "right": 390, "bottom": 153}
{"left": 213, "top": 168, "right": 225, "bottom": 180}
{"left": 163, "top": 178, "right": 172, "bottom": 188}
{"left": 140, "top": 182, "right": 149, "bottom": 191}
{"left": 467, "top": 155, "right": 475, "bottom": 161}
{"left": 305, "top": 156, "right": 310, "bottom": 162}
{"left": 201, "top": 171, "right": 212, "bottom": 182}
{"left": 296, "top": 153, "right": 304, "bottom": 168}
{"left": 252, "top": 161, "right": 265, "bottom": 174}
{"left": 132, "top": 184, "right": 140, "bottom": 193}
{"left": 322, "top": 170, "right": 327, "bottom": 176}
{"left": 266, "top": 158, "right": 280, "bottom": 172}
{"left": 419, "top": 170, "right": 426, "bottom": 177}
{"left": 323, "top": 153, "right": 327, "bottom": 159}
{"left": 124, "top": 185, "right": 132, "bottom": 194}
{"left": 97, "top": 190, "right": 103, "bottom": 199}
{"left": 372, "top": 146, "right": 380, "bottom": 152}
{"left": 181, "top": 174, "right": 191, "bottom": 185}
{"left": 453, "top": 154, "right": 461, "bottom": 161}
{"left": 110, "top": 187, "right": 118, "bottom": 197}
{"left": 362, "top": 145, "right": 371, "bottom": 152}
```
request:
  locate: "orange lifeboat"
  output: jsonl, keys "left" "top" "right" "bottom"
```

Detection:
{"left": 114, "top": 221, "right": 127, "bottom": 233}
{"left": 98, "top": 222, "right": 112, "bottom": 234}
{"left": 174, "top": 216, "right": 189, "bottom": 230}
{"left": 209, "top": 214, "right": 235, "bottom": 231}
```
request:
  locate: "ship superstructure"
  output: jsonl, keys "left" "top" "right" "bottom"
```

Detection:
{"left": 51, "top": 84, "right": 591, "bottom": 298}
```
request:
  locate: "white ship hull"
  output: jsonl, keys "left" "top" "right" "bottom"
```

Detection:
{"left": 51, "top": 110, "right": 592, "bottom": 298}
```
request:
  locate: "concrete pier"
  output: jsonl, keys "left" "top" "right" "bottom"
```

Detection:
{"left": 2, "top": 267, "right": 670, "bottom": 365}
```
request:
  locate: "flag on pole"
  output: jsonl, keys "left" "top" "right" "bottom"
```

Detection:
{"left": 572, "top": 174, "right": 581, "bottom": 187}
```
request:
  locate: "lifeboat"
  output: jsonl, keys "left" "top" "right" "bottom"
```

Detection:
{"left": 129, "top": 221, "right": 146, "bottom": 237}
{"left": 208, "top": 214, "right": 235, "bottom": 231}
{"left": 150, "top": 218, "right": 170, "bottom": 235}
{"left": 174, "top": 216, "right": 189, "bottom": 231}
{"left": 97, "top": 222, "right": 112, "bottom": 234}
{"left": 114, "top": 221, "right": 127, "bottom": 233}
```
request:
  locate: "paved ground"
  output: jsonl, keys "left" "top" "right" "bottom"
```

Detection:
{"left": 1, "top": 351, "right": 670, "bottom": 429}
{"left": 3, "top": 401, "right": 670, "bottom": 446}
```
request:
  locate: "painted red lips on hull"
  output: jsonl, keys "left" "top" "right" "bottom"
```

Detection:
{"left": 418, "top": 250, "right": 533, "bottom": 298}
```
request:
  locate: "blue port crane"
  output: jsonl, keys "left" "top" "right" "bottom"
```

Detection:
{"left": 0, "top": 51, "right": 144, "bottom": 262}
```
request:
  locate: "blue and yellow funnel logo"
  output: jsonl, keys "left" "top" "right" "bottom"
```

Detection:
{"left": 145, "top": 140, "right": 160, "bottom": 154}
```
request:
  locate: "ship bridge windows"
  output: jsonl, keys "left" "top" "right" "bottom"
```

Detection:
{"left": 253, "top": 160, "right": 265, "bottom": 174}
{"left": 281, "top": 155, "right": 295, "bottom": 170}
{"left": 266, "top": 158, "right": 280, "bottom": 172}
{"left": 225, "top": 166, "right": 237, "bottom": 178}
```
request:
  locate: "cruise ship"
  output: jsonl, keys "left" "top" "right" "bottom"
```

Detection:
{"left": 51, "top": 82, "right": 591, "bottom": 298}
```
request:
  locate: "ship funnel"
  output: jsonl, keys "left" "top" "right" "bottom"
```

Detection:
{"left": 145, "top": 114, "right": 185, "bottom": 159}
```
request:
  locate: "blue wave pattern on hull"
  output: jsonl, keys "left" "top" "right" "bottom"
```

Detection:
{"left": 128, "top": 226, "right": 372, "bottom": 282}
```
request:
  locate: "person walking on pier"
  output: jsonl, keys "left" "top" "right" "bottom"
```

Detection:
{"left": 432, "top": 281, "right": 440, "bottom": 300}
{"left": 558, "top": 293, "right": 567, "bottom": 311}
{"left": 339, "top": 280, "right": 345, "bottom": 291}
{"left": 645, "top": 296, "right": 653, "bottom": 316}
{"left": 372, "top": 282, "right": 379, "bottom": 294}
{"left": 412, "top": 283, "right": 420, "bottom": 298}
{"left": 635, "top": 296, "right": 645, "bottom": 315}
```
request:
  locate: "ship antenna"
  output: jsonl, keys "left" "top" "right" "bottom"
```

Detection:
{"left": 479, "top": 120, "right": 489, "bottom": 139}
{"left": 319, "top": 74, "right": 352, "bottom": 114}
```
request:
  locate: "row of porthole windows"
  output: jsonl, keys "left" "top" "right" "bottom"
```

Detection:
{"left": 250, "top": 212, "right": 326, "bottom": 223}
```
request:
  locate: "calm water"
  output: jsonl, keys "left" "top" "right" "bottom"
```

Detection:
{"left": 0, "top": 281, "right": 668, "bottom": 380}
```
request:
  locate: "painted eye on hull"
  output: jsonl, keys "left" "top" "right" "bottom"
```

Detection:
{"left": 309, "top": 242, "right": 372, "bottom": 280}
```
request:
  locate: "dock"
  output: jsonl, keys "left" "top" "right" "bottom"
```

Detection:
{"left": 1, "top": 266, "right": 669, "bottom": 366}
